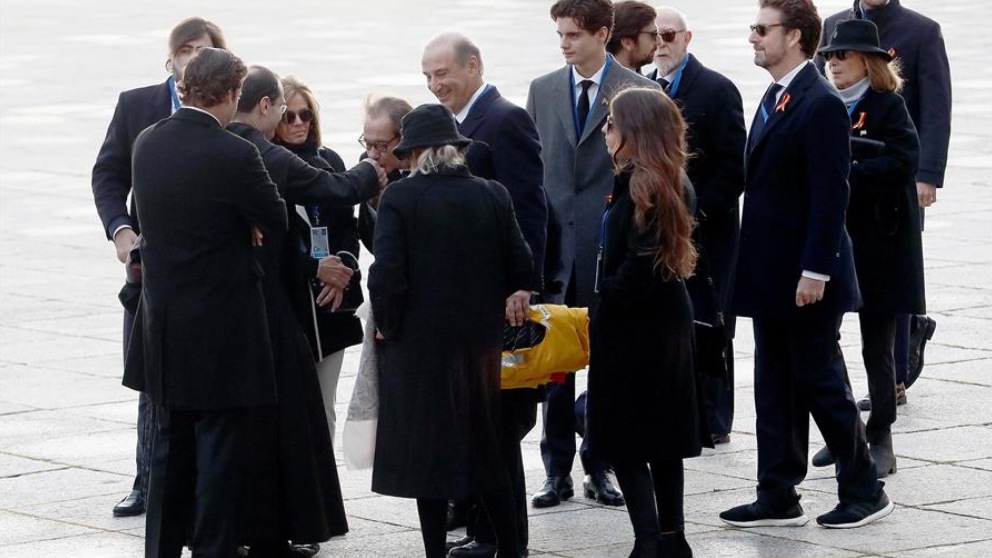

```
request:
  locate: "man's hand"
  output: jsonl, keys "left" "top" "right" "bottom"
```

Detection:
{"left": 917, "top": 182, "right": 937, "bottom": 208}
{"left": 316, "top": 283, "right": 344, "bottom": 310}
{"left": 505, "top": 290, "right": 531, "bottom": 326}
{"left": 250, "top": 227, "right": 264, "bottom": 247}
{"left": 796, "top": 277, "right": 826, "bottom": 307}
{"left": 113, "top": 228, "right": 139, "bottom": 263}
{"left": 316, "top": 256, "right": 354, "bottom": 289}
{"left": 365, "top": 159, "right": 388, "bottom": 189}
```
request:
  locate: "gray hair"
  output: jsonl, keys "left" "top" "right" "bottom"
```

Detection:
{"left": 409, "top": 145, "right": 467, "bottom": 176}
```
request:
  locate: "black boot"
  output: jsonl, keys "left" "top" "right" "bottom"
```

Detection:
{"left": 811, "top": 445, "right": 835, "bottom": 467}
{"left": 627, "top": 537, "right": 660, "bottom": 558}
{"left": 869, "top": 432, "right": 897, "bottom": 478}
{"left": 658, "top": 532, "right": 693, "bottom": 558}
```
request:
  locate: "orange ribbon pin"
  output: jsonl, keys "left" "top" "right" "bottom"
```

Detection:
{"left": 775, "top": 92, "right": 791, "bottom": 113}
{"left": 852, "top": 112, "right": 867, "bottom": 130}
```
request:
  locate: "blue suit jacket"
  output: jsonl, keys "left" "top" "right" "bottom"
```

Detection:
{"left": 460, "top": 86, "right": 548, "bottom": 292}
{"left": 92, "top": 81, "right": 172, "bottom": 239}
{"left": 732, "top": 63, "right": 861, "bottom": 319}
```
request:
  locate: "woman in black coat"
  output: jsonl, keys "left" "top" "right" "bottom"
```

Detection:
{"left": 368, "top": 105, "right": 533, "bottom": 558}
{"left": 585, "top": 88, "right": 704, "bottom": 558}
{"left": 811, "top": 19, "right": 925, "bottom": 478}
{"left": 273, "top": 76, "right": 364, "bottom": 447}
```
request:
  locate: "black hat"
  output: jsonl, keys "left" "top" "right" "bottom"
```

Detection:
{"left": 819, "top": 19, "right": 892, "bottom": 61}
{"left": 391, "top": 104, "right": 472, "bottom": 159}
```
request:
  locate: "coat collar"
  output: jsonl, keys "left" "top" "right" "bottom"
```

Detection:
{"left": 579, "top": 54, "right": 624, "bottom": 146}
{"left": 151, "top": 80, "right": 174, "bottom": 117}
{"left": 171, "top": 106, "right": 223, "bottom": 128}
{"left": 746, "top": 63, "right": 820, "bottom": 161}
{"left": 458, "top": 85, "right": 500, "bottom": 138}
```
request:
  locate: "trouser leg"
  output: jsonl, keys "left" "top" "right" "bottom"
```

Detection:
{"left": 894, "top": 314, "right": 910, "bottom": 385}
{"left": 417, "top": 498, "right": 448, "bottom": 558}
{"left": 145, "top": 406, "right": 195, "bottom": 558}
{"left": 315, "top": 349, "right": 346, "bottom": 447}
{"left": 859, "top": 313, "right": 897, "bottom": 441}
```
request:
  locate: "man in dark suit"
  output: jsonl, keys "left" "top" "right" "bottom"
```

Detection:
{"left": 645, "top": 6, "right": 746, "bottom": 445}
{"left": 719, "top": 0, "right": 892, "bottom": 529}
{"left": 123, "top": 48, "right": 287, "bottom": 558}
{"left": 91, "top": 17, "right": 226, "bottom": 518}
{"left": 817, "top": 0, "right": 950, "bottom": 402}
{"left": 526, "top": 0, "right": 660, "bottom": 510}
{"left": 421, "top": 32, "right": 547, "bottom": 558}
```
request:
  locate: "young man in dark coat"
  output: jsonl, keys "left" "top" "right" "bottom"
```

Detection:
{"left": 720, "top": 0, "right": 891, "bottom": 530}
{"left": 123, "top": 48, "right": 287, "bottom": 558}
{"left": 90, "top": 16, "right": 226, "bottom": 518}
{"left": 526, "top": 0, "right": 661, "bottom": 511}
{"left": 421, "top": 32, "right": 548, "bottom": 558}
{"left": 647, "top": 6, "right": 747, "bottom": 446}
{"left": 817, "top": 0, "right": 951, "bottom": 400}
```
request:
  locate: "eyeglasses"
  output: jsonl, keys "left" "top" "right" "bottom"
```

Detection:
{"left": 605, "top": 115, "right": 614, "bottom": 132}
{"left": 750, "top": 23, "right": 786, "bottom": 37}
{"left": 358, "top": 134, "right": 398, "bottom": 152}
{"left": 277, "top": 104, "right": 287, "bottom": 115}
{"left": 823, "top": 50, "right": 849, "bottom": 61}
{"left": 658, "top": 28, "right": 685, "bottom": 43}
{"left": 639, "top": 30, "right": 660, "bottom": 40}
{"left": 283, "top": 108, "right": 315, "bottom": 124}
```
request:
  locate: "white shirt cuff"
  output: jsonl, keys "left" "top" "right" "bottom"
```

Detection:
{"left": 112, "top": 225, "right": 133, "bottom": 240}
{"left": 802, "top": 270, "right": 831, "bottom": 282}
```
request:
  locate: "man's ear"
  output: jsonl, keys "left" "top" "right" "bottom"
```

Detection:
{"left": 621, "top": 36, "right": 636, "bottom": 52}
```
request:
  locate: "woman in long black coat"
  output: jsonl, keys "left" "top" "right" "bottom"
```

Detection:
{"left": 812, "top": 19, "right": 925, "bottom": 477}
{"left": 368, "top": 105, "right": 533, "bottom": 558}
{"left": 585, "top": 88, "right": 705, "bottom": 558}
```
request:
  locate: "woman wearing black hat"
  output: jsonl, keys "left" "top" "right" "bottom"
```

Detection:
{"left": 810, "top": 19, "right": 925, "bottom": 478}
{"left": 368, "top": 104, "right": 534, "bottom": 558}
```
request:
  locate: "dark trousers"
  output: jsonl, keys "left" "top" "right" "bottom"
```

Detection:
{"left": 125, "top": 308, "right": 156, "bottom": 498}
{"left": 858, "top": 313, "right": 897, "bottom": 441}
{"left": 145, "top": 405, "right": 254, "bottom": 558}
{"left": 538, "top": 270, "right": 606, "bottom": 478}
{"left": 752, "top": 309, "right": 880, "bottom": 506}
{"left": 894, "top": 314, "right": 910, "bottom": 385}
{"left": 702, "top": 338, "right": 735, "bottom": 437}
{"left": 613, "top": 459, "right": 685, "bottom": 542}
{"left": 418, "top": 488, "right": 518, "bottom": 558}
{"left": 473, "top": 389, "right": 539, "bottom": 552}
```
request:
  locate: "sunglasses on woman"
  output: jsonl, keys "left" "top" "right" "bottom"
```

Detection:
{"left": 823, "top": 50, "right": 850, "bottom": 61}
{"left": 283, "top": 108, "right": 315, "bottom": 125}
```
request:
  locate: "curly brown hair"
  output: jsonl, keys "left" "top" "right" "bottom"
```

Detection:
{"left": 177, "top": 48, "right": 247, "bottom": 108}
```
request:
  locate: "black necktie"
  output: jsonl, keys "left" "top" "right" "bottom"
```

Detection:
{"left": 750, "top": 83, "right": 782, "bottom": 143}
{"left": 576, "top": 79, "right": 594, "bottom": 135}
{"left": 658, "top": 77, "right": 670, "bottom": 94}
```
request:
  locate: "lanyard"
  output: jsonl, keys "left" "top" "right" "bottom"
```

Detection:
{"left": 665, "top": 55, "right": 690, "bottom": 98}
{"left": 167, "top": 76, "right": 181, "bottom": 112}
{"left": 571, "top": 56, "right": 613, "bottom": 137}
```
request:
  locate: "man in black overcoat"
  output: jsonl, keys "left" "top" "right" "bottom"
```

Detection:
{"left": 719, "top": 0, "right": 891, "bottom": 530}
{"left": 421, "top": 33, "right": 548, "bottom": 558}
{"left": 817, "top": 0, "right": 951, "bottom": 399}
{"left": 122, "top": 48, "right": 287, "bottom": 558}
{"left": 647, "top": 6, "right": 746, "bottom": 445}
{"left": 90, "top": 17, "right": 226, "bottom": 518}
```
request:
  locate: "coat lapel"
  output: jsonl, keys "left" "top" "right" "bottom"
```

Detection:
{"left": 672, "top": 54, "right": 702, "bottom": 101}
{"left": 458, "top": 86, "right": 498, "bottom": 138}
{"left": 579, "top": 56, "right": 620, "bottom": 146}
{"left": 553, "top": 67, "right": 578, "bottom": 147}
{"left": 746, "top": 64, "right": 818, "bottom": 162}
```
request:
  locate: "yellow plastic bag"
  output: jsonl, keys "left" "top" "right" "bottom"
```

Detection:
{"left": 501, "top": 305, "right": 589, "bottom": 390}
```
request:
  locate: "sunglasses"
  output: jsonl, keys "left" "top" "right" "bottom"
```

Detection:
{"left": 283, "top": 108, "right": 315, "bottom": 125}
{"left": 750, "top": 23, "right": 786, "bottom": 37}
{"left": 657, "top": 28, "right": 685, "bottom": 43}
{"left": 605, "top": 115, "right": 614, "bottom": 132}
{"left": 823, "top": 50, "right": 850, "bottom": 61}
{"left": 358, "top": 134, "right": 398, "bottom": 152}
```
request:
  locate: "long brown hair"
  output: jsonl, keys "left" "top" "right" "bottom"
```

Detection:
{"left": 609, "top": 87, "right": 696, "bottom": 279}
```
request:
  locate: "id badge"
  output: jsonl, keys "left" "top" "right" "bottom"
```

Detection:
{"left": 310, "top": 227, "right": 330, "bottom": 259}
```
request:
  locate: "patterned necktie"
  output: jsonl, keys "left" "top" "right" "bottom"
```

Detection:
{"left": 576, "top": 79, "right": 594, "bottom": 135}
{"left": 658, "top": 77, "right": 671, "bottom": 94}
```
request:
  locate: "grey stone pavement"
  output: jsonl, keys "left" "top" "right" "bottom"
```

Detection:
{"left": 1, "top": 0, "right": 990, "bottom": 556}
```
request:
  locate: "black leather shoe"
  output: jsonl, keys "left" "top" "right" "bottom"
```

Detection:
{"left": 449, "top": 541, "right": 498, "bottom": 558}
{"left": 711, "top": 433, "right": 731, "bottom": 445}
{"left": 906, "top": 315, "right": 936, "bottom": 388}
{"left": 531, "top": 475, "right": 574, "bottom": 508}
{"left": 811, "top": 445, "right": 835, "bottom": 467}
{"left": 293, "top": 543, "right": 319, "bottom": 557}
{"left": 583, "top": 471, "right": 625, "bottom": 506}
{"left": 247, "top": 541, "right": 316, "bottom": 558}
{"left": 446, "top": 536, "right": 473, "bottom": 552}
{"left": 447, "top": 498, "right": 471, "bottom": 530}
{"left": 112, "top": 489, "right": 146, "bottom": 517}
{"left": 857, "top": 395, "right": 872, "bottom": 412}
{"left": 896, "top": 382, "right": 907, "bottom": 406}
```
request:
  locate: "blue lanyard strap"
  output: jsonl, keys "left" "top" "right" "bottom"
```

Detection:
{"left": 571, "top": 56, "right": 614, "bottom": 137}
{"left": 167, "top": 76, "right": 181, "bottom": 112}
{"left": 666, "top": 55, "right": 690, "bottom": 98}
